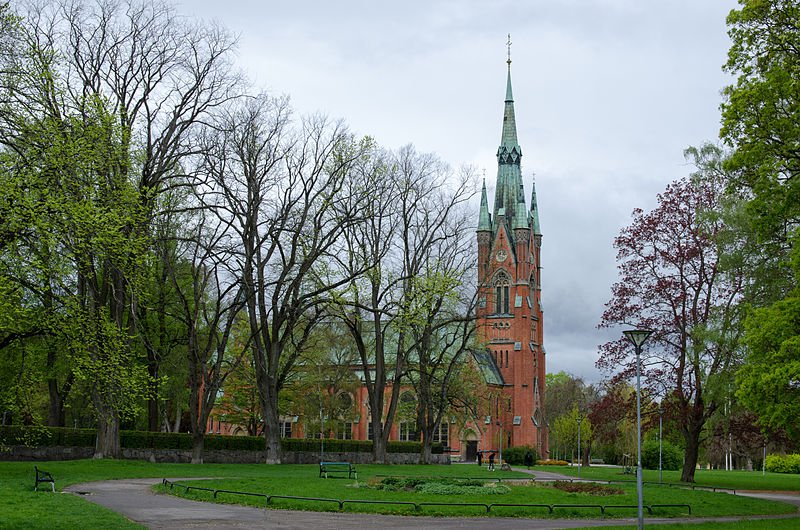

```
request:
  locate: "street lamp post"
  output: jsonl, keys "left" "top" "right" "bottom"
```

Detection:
{"left": 576, "top": 414, "right": 583, "bottom": 478}
{"left": 624, "top": 328, "right": 653, "bottom": 530}
{"left": 658, "top": 406, "right": 664, "bottom": 484}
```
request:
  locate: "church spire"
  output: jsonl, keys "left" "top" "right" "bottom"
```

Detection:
{"left": 493, "top": 34, "right": 524, "bottom": 238}
{"left": 478, "top": 178, "right": 492, "bottom": 231}
{"left": 530, "top": 178, "right": 542, "bottom": 235}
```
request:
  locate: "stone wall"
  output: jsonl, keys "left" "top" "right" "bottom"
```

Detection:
{"left": 0, "top": 445, "right": 449, "bottom": 464}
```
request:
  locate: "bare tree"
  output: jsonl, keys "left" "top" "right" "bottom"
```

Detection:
{"left": 199, "top": 95, "right": 372, "bottom": 462}
{"left": 335, "top": 145, "right": 477, "bottom": 462}
{"left": 166, "top": 205, "right": 244, "bottom": 464}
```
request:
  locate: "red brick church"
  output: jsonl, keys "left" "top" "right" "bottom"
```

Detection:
{"left": 474, "top": 51, "right": 548, "bottom": 458}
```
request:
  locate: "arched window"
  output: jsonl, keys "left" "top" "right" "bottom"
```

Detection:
{"left": 494, "top": 271, "right": 511, "bottom": 314}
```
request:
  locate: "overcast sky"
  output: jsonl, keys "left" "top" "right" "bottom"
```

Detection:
{"left": 183, "top": 0, "right": 739, "bottom": 382}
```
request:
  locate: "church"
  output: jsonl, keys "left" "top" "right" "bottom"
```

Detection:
{"left": 474, "top": 50, "right": 548, "bottom": 458}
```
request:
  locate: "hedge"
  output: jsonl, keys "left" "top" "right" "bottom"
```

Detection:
{"left": 501, "top": 445, "right": 539, "bottom": 465}
{"left": 765, "top": 454, "right": 800, "bottom": 474}
{"left": 0, "top": 426, "right": 443, "bottom": 454}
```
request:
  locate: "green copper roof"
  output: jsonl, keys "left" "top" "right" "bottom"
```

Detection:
{"left": 478, "top": 179, "right": 492, "bottom": 231}
{"left": 530, "top": 180, "right": 541, "bottom": 235}
{"left": 472, "top": 349, "right": 505, "bottom": 386}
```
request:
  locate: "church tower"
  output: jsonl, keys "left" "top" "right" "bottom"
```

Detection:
{"left": 476, "top": 46, "right": 548, "bottom": 456}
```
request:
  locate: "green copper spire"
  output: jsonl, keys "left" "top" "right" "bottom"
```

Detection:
{"left": 493, "top": 36, "right": 524, "bottom": 239}
{"left": 478, "top": 179, "right": 492, "bottom": 231}
{"left": 530, "top": 179, "right": 541, "bottom": 235}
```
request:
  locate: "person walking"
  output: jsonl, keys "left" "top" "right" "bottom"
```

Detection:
{"left": 488, "top": 452, "right": 495, "bottom": 471}
{"left": 477, "top": 451, "right": 483, "bottom": 467}
{"left": 524, "top": 450, "right": 534, "bottom": 469}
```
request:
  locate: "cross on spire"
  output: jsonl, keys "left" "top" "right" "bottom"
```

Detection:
{"left": 506, "top": 33, "right": 512, "bottom": 67}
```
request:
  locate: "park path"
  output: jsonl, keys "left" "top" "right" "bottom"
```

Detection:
{"left": 64, "top": 468, "right": 800, "bottom": 530}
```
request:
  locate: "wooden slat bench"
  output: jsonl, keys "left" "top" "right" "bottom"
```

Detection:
{"left": 319, "top": 461, "right": 357, "bottom": 479}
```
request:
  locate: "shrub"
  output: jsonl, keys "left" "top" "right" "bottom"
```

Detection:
{"left": 641, "top": 439, "right": 682, "bottom": 470}
{"left": 502, "top": 445, "right": 539, "bottom": 465}
{"left": 536, "top": 459, "right": 568, "bottom": 466}
{"left": 765, "top": 454, "right": 800, "bottom": 474}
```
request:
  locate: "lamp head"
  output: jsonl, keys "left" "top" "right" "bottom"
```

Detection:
{"left": 623, "top": 329, "right": 653, "bottom": 349}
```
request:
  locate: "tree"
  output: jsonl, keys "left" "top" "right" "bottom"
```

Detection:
{"left": 552, "top": 407, "right": 592, "bottom": 466}
{"left": 199, "top": 95, "right": 372, "bottom": 462}
{"left": 1, "top": 0, "right": 240, "bottom": 456}
{"left": 395, "top": 154, "right": 477, "bottom": 463}
{"left": 721, "top": 0, "right": 800, "bottom": 444}
{"left": 166, "top": 205, "right": 245, "bottom": 463}
{"left": 721, "top": 0, "right": 800, "bottom": 253}
{"left": 737, "top": 291, "right": 800, "bottom": 442}
{"left": 333, "top": 144, "right": 402, "bottom": 463}
{"left": 545, "top": 372, "right": 599, "bottom": 462}
{"left": 598, "top": 146, "right": 746, "bottom": 482}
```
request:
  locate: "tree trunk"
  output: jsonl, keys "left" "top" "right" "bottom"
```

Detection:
{"left": 147, "top": 359, "right": 159, "bottom": 431}
{"left": 47, "top": 377, "right": 68, "bottom": 427}
{"left": 420, "top": 437, "right": 432, "bottom": 464}
{"left": 191, "top": 433, "right": 205, "bottom": 464}
{"left": 582, "top": 441, "right": 592, "bottom": 467}
{"left": 681, "top": 427, "right": 701, "bottom": 482}
{"left": 262, "top": 384, "right": 281, "bottom": 464}
{"left": 372, "top": 417, "right": 387, "bottom": 464}
{"left": 94, "top": 406, "right": 121, "bottom": 459}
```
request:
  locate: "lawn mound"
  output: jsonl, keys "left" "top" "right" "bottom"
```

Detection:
{"left": 551, "top": 481, "right": 623, "bottom": 496}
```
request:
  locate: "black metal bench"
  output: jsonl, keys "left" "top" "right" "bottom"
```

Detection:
{"left": 34, "top": 466, "right": 55, "bottom": 492}
{"left": 319, "top": 461, "right": 357, "bottom": 479}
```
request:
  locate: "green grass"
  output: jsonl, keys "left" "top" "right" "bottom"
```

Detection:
{"left": 535, "top": 464, "right": 800, "bottom": 491}
{"left": 159, "top": 463, "right": 796, "bottom": 519}
{"left": 0, "top": 460, "right": 796, "bottom": 528}
{"left": 577, "top": 517, "right": 800, "bottom": 529}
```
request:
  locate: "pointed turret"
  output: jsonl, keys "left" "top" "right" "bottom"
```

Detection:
{"left": 530, "top": 180, "right": 542, "bottom": 235}
{"left": 478, "top": 179, "right": 492, "bottom": 231}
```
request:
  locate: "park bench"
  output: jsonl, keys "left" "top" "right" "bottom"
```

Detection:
{"left": 34, "top": 466, "right": 55, "bottom": 492}
{"left": 319, "top": 461, "right": 357, "bottom": 479}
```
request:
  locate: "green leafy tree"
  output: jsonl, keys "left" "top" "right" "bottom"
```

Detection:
{"left": 738, "top": 289, "right": 800, "bottom": 441}
{"left": 552, "top": 407, "right": 593, "bottom": 466}
{"left": 721, "top": 0, "right": 800, "bottom": 445}
{"left": 722, "top": 0, "right": 800, "bottom": 253}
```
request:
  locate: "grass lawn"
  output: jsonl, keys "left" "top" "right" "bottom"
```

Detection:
{"left": 535, "top": 464, "right": 800, "bottom": 492}
{"left": 0, "top": 460, "right": 796, "bottom": 528}
{"left": 159, "top": 463, "right": 796, "bottom": 519}
{"left": 577, "top": 517, "right": 800, "bottom": 529}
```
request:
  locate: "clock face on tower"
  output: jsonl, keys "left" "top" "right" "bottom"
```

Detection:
{"left": 496, "top": 249, "right": 507, "bottom": 262}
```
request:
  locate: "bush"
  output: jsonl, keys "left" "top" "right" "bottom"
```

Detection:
{"left": 641, "top": 438, "right": 682, "bottom": 470}
{"left": 765, "top": 454, "right": 800, "bottom": 474}
{"left": 501, "top": 445, "right": 539, "bottom": 465}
